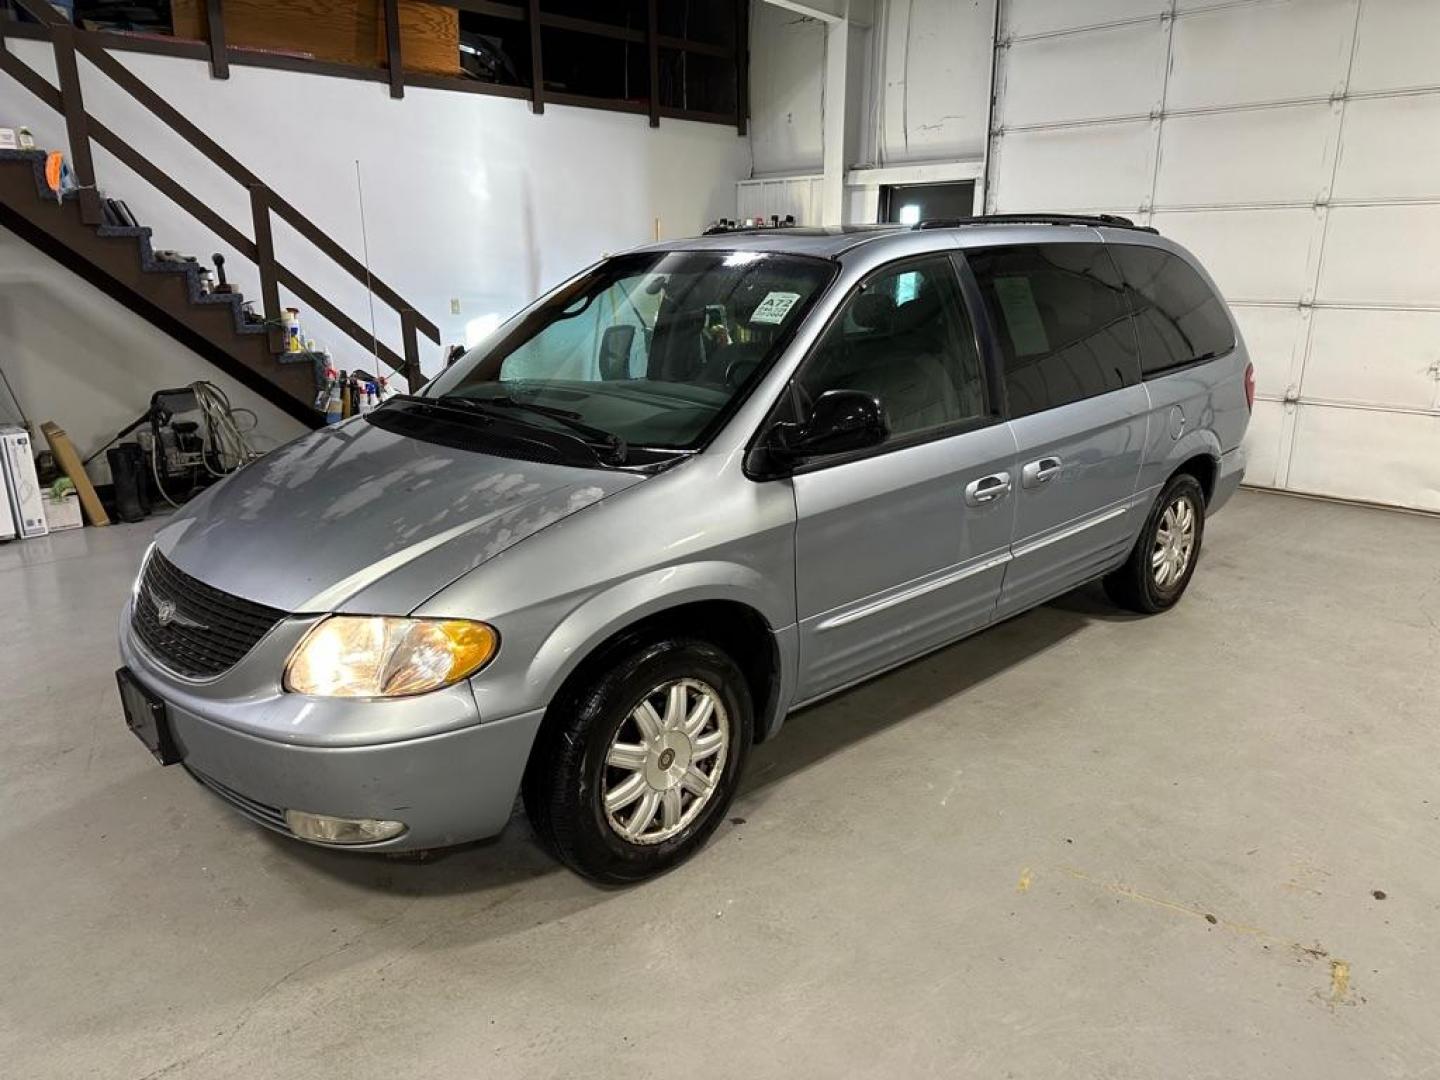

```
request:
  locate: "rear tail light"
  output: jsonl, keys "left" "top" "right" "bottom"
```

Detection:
{"left": 1244, "top": 362, "right": 1256, "bottom": 412}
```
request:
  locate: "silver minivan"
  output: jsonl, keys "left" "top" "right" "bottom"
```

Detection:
{"left": 117, "top": 215, "right": 1252, "bottom": 882}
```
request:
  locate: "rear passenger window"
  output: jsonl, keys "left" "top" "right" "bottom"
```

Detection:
{"left": 797, "top": 257, "right": 986, "bottom": 444}
{"left": 1109, "top": 245, "right": 1236, "bottom": 377}
{"left": 968, "top": 244, "right": 1140, "bottom": 419}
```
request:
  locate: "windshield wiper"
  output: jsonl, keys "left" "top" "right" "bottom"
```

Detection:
{"left": 437, "top": 394, "right": 628, "bottom": 464}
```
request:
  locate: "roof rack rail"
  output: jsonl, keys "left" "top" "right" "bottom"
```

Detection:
{"left": 913, "top": 213, "right": 1159, "bottom": 234}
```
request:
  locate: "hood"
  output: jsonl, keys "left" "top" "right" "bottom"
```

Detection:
{"left": 155, "top": 418, "right": 644, "bottom": 613}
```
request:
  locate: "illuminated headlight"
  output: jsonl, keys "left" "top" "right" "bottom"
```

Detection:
{"left": 284, "top": 616, "right": 498, "bottom": 698}
{"left": 285, "top": 809, "right": 406, "bottom": 845}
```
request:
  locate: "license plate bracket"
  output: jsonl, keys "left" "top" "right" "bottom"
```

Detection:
{"left": 116, "top": 668, "right": 181, "bottom": 765}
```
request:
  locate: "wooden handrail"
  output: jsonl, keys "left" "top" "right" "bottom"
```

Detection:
{"left": 4, "top": 0, "right": 435, "bottom": 391}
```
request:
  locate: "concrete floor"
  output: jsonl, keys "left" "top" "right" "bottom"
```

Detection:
{"left": 2, "top": 489, "right": 1438, "bottom": 1078}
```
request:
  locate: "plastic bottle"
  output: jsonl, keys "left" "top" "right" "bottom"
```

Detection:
{"left": 313, "top": 367, "right": 336, "bottom": 411}
{"left": 283, "top": 308, "right": 303, "bottom": 353}
{"left": 324, "top": 375, "right": 344, "bottom": 425}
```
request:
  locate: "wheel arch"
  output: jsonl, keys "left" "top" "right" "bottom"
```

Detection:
{"left": 1170, "top": 448, "right": 1219, "bottom": 505}
{"left": 526, "top": 566, "right": 791, "bottom": 754}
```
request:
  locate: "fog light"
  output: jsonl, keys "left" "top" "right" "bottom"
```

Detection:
{"left": 285, "top": 809, "right": 407, "bottom": 845}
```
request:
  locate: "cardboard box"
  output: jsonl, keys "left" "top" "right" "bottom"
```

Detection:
{"left": 43, "top": 491, "right": 83, "bottom": 532}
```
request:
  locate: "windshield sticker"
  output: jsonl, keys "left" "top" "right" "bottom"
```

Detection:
{"left": 993, "top": 276, "right": 1050, "bottom": 357}
{"left": 750, "top": 291, "right": 802, "bottom": 325}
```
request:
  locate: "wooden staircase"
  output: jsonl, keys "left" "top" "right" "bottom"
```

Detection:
{"left": 0, "top": 0, "right": 439, "bottom": 426}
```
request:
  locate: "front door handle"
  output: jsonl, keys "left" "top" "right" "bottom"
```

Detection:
{"left": 1021, "top": 456, "right": 1063, "bottom": 488}
{"left": 964, "top": 472, "right": 1012, "bottom": 506}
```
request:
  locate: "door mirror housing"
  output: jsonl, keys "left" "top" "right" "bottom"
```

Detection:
{"left": 598, "top": 324, "right": 636, "bottom": 380}
{"left": 754, "top": 389, "right": 887, "bottom": 476}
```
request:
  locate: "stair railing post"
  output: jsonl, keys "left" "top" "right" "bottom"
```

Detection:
{"left": 400, "top": 309, "right": 423, "bottom": 392}
{"left": 248, "top": 183, "right": 283, "bottom": 354}
{"left": 205, "top": 0, "right": 229, "bottom": 79}
{"left": 51, "top": 23, "right": 103, "bottom": 225}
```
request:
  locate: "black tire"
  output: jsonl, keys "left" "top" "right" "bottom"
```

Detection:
{"left": 522, "top": 637, "right": 753, "bottom": 884}
{"left": 1104, "top": 473, "right": 1207, "bottom": 614}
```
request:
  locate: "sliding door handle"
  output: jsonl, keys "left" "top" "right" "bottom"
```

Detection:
{"left": 964, "top": 472, "right": 1012, "bottom": 506}
{"left": 1021, "top": 456, "right": 1063, "bottom": 488}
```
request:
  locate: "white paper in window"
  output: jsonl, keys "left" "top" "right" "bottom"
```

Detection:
{"left": 750, "top": 291, "right": 801, "bottom": 325}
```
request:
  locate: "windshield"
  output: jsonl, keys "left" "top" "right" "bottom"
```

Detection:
{"left": 423, "top": 250, "right": 835, "bottom": 451}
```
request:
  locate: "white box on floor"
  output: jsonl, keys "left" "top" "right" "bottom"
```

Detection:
{"left": 0, "top": 429, "right": 48, "bottom": 539}
{"left": 42, "top": 491, "right": 83, "bottom": 531}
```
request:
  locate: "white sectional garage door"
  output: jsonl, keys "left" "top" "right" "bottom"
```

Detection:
{"left": 986, "top": 0, "right": 1440, "bottom": 512}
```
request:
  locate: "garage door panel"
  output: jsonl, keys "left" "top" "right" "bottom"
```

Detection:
{"left": 1167, "top": 0, "right": 1355, "bottom": 111}
{"left": 991, "top": 122, "right": 1152, "bottom": 211}
{"left": 1155, "top": 104, "right": 1334, "bottom": 208}
{"left": 991, "top": 0, "right": 1438, "bottom": 512}
{"left": 1301, "top": 309, "right": 1440, "bottom": 412}
{"left": 1317, "top": 205, "right": 1440, "bottom": 307}
{"left": 1286, "top": 406, "right": 1440, "bottom": 512}
{"left": 1232, "top": 305, "right": 1305, "bottom": 400}
{"left": 1350, "top": 0, "right": 1440, "bottom": 94}
{"left": 999, "top": 22, "right": 1167, "bottom": 128}
{"left": 1002, "top": 0, "right": 1164, "bottom": 39}
{"left": 1150, "top": 208, "right": 1318, "bottom": 302}
{"left": 1332, "top": 95, "right": 1440, "bottom": 202}
{"left": 1239, "top": 399, "right": 1286, "bottom": 489}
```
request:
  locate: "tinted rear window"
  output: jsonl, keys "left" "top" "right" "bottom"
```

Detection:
{"left": 968, "top": 244, "right": 1140, "bottom": 418}
{"left": 1109, "top": 244, "right": 1236, "bottom": 377}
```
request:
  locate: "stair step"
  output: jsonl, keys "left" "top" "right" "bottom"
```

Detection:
{"left": 96, "top": 224, "right": 152, "bottom": 240}
{"left": 1, "top": 148, "right": 320, "bottom": 425}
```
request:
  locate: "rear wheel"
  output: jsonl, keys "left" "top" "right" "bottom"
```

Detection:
{"left": 522, "top": 637, "right": 752, "bottom": 883}
{"left": 1104, "top": 473, "right": 1206, "bottom": 614}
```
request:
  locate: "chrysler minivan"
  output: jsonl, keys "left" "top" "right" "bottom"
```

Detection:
{"left": 117, "top": 215, "right": 1252, "bottom": 882}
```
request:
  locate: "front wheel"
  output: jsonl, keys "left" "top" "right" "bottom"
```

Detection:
{"left": 1104, "top": 473, "right": 1206, "bottom": 614}
{"left": 522, "top": 637, "right": 752, "bottom": 883}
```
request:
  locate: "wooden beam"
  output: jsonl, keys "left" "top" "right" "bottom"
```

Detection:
{"left": 540, "top": 12, "right": 643, "bottom": 43}
{"left": 51, "top": 25, "right": 103, "bottom": 225}
{"left": 448, "top": 0, "right": 523, "bottom": 18}
{"left": 735, "top": 0, "right": 749, "bottom": 136}
{"left": 204, "top": 0, "right": 229, "bottom": 78}
{"left": 527, "top": 0, "right": 543, "bottom": 114}
{"left": 248, "top": 185, "right": 283, "bottom": 353}
{"left": 655, "top": 35, "right": 734, "bottom": 60}
{"left": 382, "top": 0, "right": 404, "bottom": 98}
{"left": 647, "top": 0, "right": 659, "bottom": 128}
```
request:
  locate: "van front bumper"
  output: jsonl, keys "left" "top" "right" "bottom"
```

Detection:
{"left": 166, "top": 703, "right": 545, "bottom": 851}
{"left": 118, "top": 607, "right": 544, "bottom": 851}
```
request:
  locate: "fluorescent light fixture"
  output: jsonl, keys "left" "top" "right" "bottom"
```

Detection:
{"left": 723, "top": 251, "right": 765, "bottom": 266}
{"left": 898, "top": 204, "right": 921, "bottom": 226}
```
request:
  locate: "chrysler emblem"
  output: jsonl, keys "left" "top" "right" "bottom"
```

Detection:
{"left": 153, "top": 595, "right": 206, "bottom": 631}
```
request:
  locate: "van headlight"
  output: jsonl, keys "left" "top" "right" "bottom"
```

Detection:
{"left": 284, "top": 616, "right": 498, "bottom": 697}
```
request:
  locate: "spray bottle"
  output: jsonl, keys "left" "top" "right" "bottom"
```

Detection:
{"left": 314, "top": 367, "right": 336, "bottom": 411}
{"left": 324, "top": 373, "right": 344, "bottom": 425}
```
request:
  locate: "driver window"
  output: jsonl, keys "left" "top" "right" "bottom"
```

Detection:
{"left": 797, "top": 257, "right": 986, "bottom": 444}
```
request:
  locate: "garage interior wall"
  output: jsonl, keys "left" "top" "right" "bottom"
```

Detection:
{"left": 988, "top": 0, "right": 1440, "bottom": 512}
{"left": 0, "top": 42, "right": 750, "bottom": 478}
{"left": 743, "top": 0, "right": 996, "bottom": 223}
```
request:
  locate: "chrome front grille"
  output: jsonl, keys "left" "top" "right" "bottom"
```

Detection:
{"left": 131, "top": 549, "right": 285, "bottom": 678}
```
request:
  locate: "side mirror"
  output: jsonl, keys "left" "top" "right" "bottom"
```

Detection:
{"left": 598, "top": 324, "right": 636, "bottom": 380}
{"left": 445, "top": 345, "right": 466, "bottom": 368}
{"left": 770, "top": 389, "right": 887, "bottom": 464}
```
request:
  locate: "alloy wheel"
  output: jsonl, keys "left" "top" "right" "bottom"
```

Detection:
{"left": 601, "top": 678, "right": 730, "bottom": 845}
{"left": 1151, "top": 494, "right": 1197, "bottom": 589}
